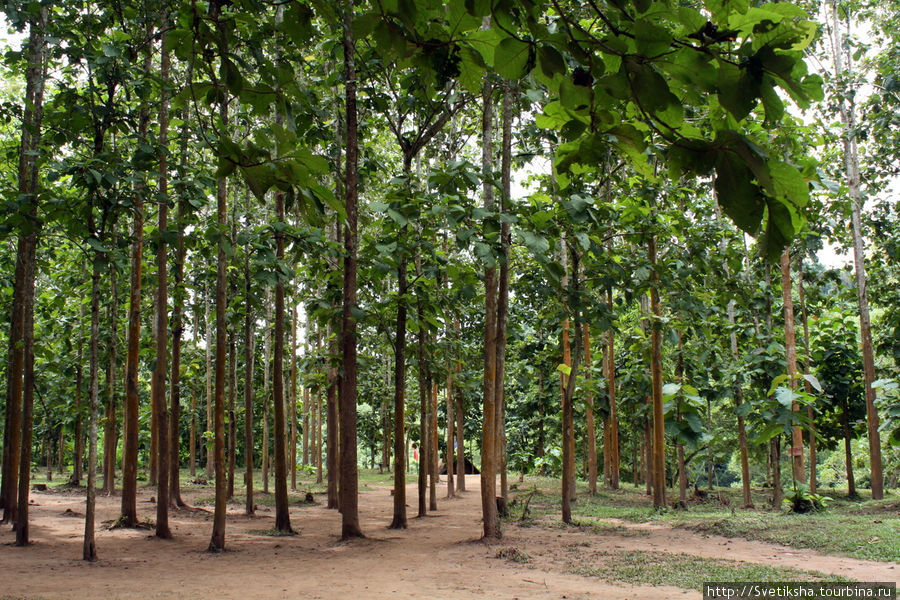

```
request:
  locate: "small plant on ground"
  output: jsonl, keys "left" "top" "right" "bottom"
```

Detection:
{"left": 784, "top": 483, "right": 831, "bottom": 513}
{"left": 495, "top": 547, "right": 531, "bottom": 564}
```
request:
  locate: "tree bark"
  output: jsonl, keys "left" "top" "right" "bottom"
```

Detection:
{"left": 227, "top": 332, "right": 236, "bottom": 500}
{"left": 71, "top": 300, "right": 85, "bottom": 487}
{"left": 495, "top": 80, "right": 515, "bottom": 505}
{"left": 480, "top": 74, "right": 500, "bottom": 539}
{"left": 605, "top": 289, "right": 620, "bottom": 489}
{"left": 243, "top": 223, "right": 255, "bottom": 516}
{"left": 83, "top": 263, "right": 102, "bottom": 559}
{"left": 797, "top": 262, "right": 816, "bottom": 494}
{"left": 154, "top": 27, "right": 172, "bottom": 537}
{"left": 15, "top": 234, "right": 38, "bottom": 545}
{"left": 290, "top": 305, "right": 298, "bottom": 491}
{"left": 842, "top": 399, "right": 857, "bottom": 498}
{"left": 649, "top": 235, "right": 666, "bottom": 509}
{"left": 271, "top": 188, "right": 293, "bottom": 533}
{"left": 584, "top": 323, "right": 597, "bottom": 495}
{"left": 829, "top": 0, "right": 883, "bottom": 499}
{"left": 729, "top": 300, "right": 753, "bottom": 508}
{"left": 339, "top": 0, "right": 363, "bottom": 539}
{"left": 102, "top": 226, "right": 118, "bottom": 495}
{"left": 326, "top": 319, "right": 339, "bottom": 508}
{"left": 208, "top": 0, "right": 230, "bottom": 551}
{"left": 781, "top": 249, "right": 805, "bottom": 483}
{"left": 120, "top": 37, "right": 153, "bottom": 528}
{"left": 205, "top": 280, "right": 214, "bottom": 480}
{"left": 455, "top": 339, "right": 465, "bottom": 493}
{"left": 415, "top": 267, "right": 430, "bottom": 518}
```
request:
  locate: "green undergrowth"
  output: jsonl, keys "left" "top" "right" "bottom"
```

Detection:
{"left": 511, "top": 476, "right": 900, "bottom": 562}
{"left": 569, "top": 550, "right": 850, "bottom": 589}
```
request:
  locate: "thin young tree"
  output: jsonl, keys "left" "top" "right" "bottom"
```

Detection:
{"left": 153, "top": 23, "right": 173, "bottom": 540}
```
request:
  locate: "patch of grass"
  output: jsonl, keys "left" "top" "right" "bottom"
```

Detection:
{"left": 570, "top": 550, "right": 850, "bottom": 589}
{"left": 685, "top": 513, "right": 900, "bottom": 563}
{"left": 248, "top": 528, "right": 298, "bottom": 537}
{"left": 516, "top": 476, "right": 900, "bottom": 562}
{"left": 571, "top": 519, "right": 651, "bottom": 537}
{"left": 495, "top": 546, "right": 532, "bottom": 564}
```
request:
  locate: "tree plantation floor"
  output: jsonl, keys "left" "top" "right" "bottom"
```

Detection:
{"left": 1, "top": 476, "right": 896, "bottom": 600}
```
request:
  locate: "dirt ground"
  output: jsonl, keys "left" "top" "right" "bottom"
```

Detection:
{"left": 1, "top": 476, "right": 896, "bottom": 600}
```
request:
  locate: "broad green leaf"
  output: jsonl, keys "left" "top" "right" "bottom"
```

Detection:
{"left": 714, "top": 152, "right": 765, "bottom": 234}
{"left": 768, "top": 160, "right": 809, "bottom": 208}
{"left": 494, "top": 37, "right": 532, "bottom": 80}
{"left": 662, "top": 382, "right": 681, "bottom": 398}
{"left": 802, "top": 373, "right": 823, "bottom": 393}
{"left": 537, "top": 44, "right": 566, "bottom": 78}
{"left": 634, "top": 20, "right": 673, "bottom": 56}
{"left": 718, "top": 62, "right": 759, "bottom": 122}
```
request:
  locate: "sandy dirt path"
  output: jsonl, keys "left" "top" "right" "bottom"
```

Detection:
{"left": 1, "top": 476, "right": 895, "bottom": 599}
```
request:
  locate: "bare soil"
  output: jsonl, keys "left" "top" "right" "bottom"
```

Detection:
{"left": 1, "top": 476, "right": 895, "bottom": 599}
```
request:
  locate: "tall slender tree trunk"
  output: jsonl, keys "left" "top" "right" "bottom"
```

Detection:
{"left": 190, "top": 298, "right": 198, "bottom": 478}
{"left": 271, "top": 187, "right": 293, "bottom": 533}
{"left": 729, "top": 300, "right": 753, "bottom": 507}
{"left": 649, "top": 235, "right": 666, "bottom": 509}
{"left": 606, "top": 289, "right": 620, "bottom": 489}
{"left": 169, "top": 222, "right": 185, "bottom": 509}
{"left": 480, "top": 74, "right": 500, "bottom": 540}
{"left": 302, "top": 379, "right": 309, "bottom": 467}
{"left": 676, "top": 334, "right": 687, "bottom": 508}
{"left": 290, "top": 305, "right": 298, "bottom": 491}
{"left": 842, "top": 399, "right": 857, "bottom": 498}
{"left": 208, "top": 0, "right": 230, "bottom": 550}
{"left": 205, "top": 280, "right": 214, "bottom": 479}
{"left": 316, "top": 385, "right": 323, "bottom": 484}
{"left": 262, "top": 293, "right": 272, "bottom": 492}
{"left": 415, "top": 272, "right": 430, "bottom": 518}
{"left": 455, "top": 338, "right": 465, "bottom": 492}
{"left": 446, "top": 371, "right": 455, "bottom": 497}
{"left": 429, "top": 379, "right": 438, "bottom": 510}
{"left": 83, "top": 261, "right": 103, "bottom": 559}
{"left": 71, "top": 302, "right": 85, "bottom": 487}
{"left": 102, "top": 226, "right": 119, "bottom": 495}
{"left": 781, "top": 249, "right": 805, "bottom": 484}
{"left": 382, "top": 354, "right": 392, "bottom": 474}
{"left": 227, "top": 332, "right": 237, "bottom": 500}
{"left": 560, "top": 235, "right": 576, "bottom": 518}
{"left": 2, "top": 13, "right": 45, "bottom": 526}
{"left": 798, "top": 264, "right": 816, "bottom": 494}
{"left": 15, "top": 235, "right": 38, "bottom": 546}
{"left": 584, "top": 323, "right": 597, "bottom": 495}
{"left": 771, "top": 436, "right": 783, "bottom": 508}
{"left": 243, "top": 219, "right": 255, "bottom": 516}
{"left": 121, "top": 39, "right": 153, "bottom": 527}
{"left": 495, "top": 79, "right": 515, "bottom": 505}
{"left": 828, "top": 1, "right": 883, "bottom": 499}
{"left": 339, "top": 0, "right": 363, "bottom": 539}
{"left": 326, "top": 320, "right": 339, "bottom": 509}
{"left": 71, "top": 323, "right": 85, "bottom": 486}
{"left": 153, "top": 28, "right": 172, "bottom": 538}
